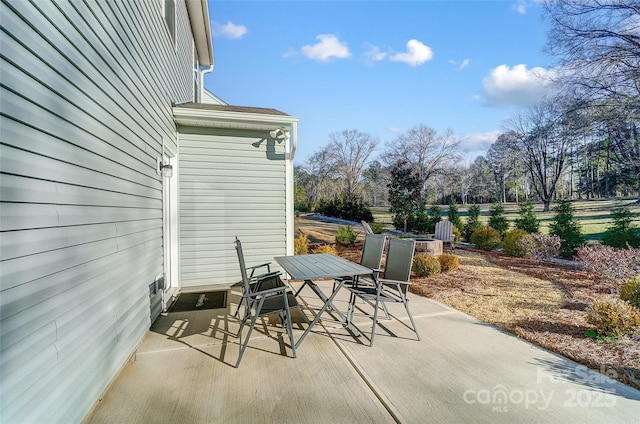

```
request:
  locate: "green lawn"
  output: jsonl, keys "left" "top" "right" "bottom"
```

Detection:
{"left": 371, "top": 197, "right": 640, "bottom": 242}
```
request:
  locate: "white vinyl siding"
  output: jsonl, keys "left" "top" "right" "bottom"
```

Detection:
{"left": 179, "top": 128, "right": 288, "bottom": 287}
{"left": 0, "top": 1, "right": 197, "bottom": 423}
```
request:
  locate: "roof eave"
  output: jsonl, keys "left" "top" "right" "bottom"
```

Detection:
{"left": 186, "top": 0, "right": 214, "bottom": 67}
{"left": 173, "top": 105, "right": 299, "bottom": 131}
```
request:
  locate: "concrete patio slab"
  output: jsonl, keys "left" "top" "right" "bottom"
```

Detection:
{"left": 84, "top": 281, "right": 640, "bottom": 423}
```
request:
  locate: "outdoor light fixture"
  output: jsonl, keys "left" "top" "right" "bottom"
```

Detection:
{"left": 156, "top": 157, "right": 174, "bottom": 178}
{"left": 270, "top": 128, "right": 285, "bottom": 139}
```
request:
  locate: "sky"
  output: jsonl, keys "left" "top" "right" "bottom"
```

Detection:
{"left": 205, "top": 0, "right": 557, "bottom": 166}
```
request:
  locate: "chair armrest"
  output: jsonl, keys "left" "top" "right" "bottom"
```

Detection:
{"left": 378, "top": 278, "right": 411, "bottom": 286}
{"left": 245, "top": 285, "right": 289, "bottom": 299}
{"left": 247, "top": 262, "right": 271, "bottom": 276}
{"left": 251, "top": 271, "right": 281, "bottom": 282}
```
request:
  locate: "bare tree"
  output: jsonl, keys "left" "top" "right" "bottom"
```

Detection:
{"left": 383, "top": 124, "right": 460, "bottom": 193}
{"left": 507, "top": 98, "right": 585, "bottom": 211}
{"left": 468, "top": 156, "right": 497, "bottom": 204}
{"left": 543, "top": 0, "right": 640, "bottom": 103}
{"left": 302, "top": 145, "right": 340, "bottom": 205}
{"left": 328, "top": 129, "right": 378, "bottom": 202}
{"left": 594, "top": 104, "right": 640, "bottom": 201}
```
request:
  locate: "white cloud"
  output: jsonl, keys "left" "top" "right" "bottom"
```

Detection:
{"left": 298, "top": 34, "right": 351, "bottom": 62}
{"left": 363, "top": 44, "right": 387, "bottom": 65}
{"left": 512, "top": 0, "right": 527, "bottom": 14}
{"left": 449, "top": 59, "right": 471, "bottom": 70}
{"left": 459, "top": 130, "right": 502, "bottom": 159}
{"left": 212, "top": 21, "right": 247, "bottom": 39}
{"left": 482, "top": 64, "right": 557, "bottom": 108}
{"left": 389, "top": 39, "right": 434, "bottom": 67}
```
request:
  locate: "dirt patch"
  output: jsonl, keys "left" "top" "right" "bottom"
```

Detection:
{"left": 295, "top": 217, "right": 640, "bottom": 390}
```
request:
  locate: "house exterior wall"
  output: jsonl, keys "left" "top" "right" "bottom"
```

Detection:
{"left": 0, "top": 1, "right": 198, "bottom": 422}
{"left": 178, "top": 127, "right": 288, "bottom": 287}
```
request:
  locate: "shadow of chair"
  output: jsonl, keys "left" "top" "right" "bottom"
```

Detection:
{"left": 346, "top": 237, "right": 421, "bottom": 346}
{"left": 234, "top": 238, "right": 300, "bottom": 367}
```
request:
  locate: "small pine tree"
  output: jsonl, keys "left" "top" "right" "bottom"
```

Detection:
{"left": 463, "top": 204, "right": 482, "bottom": 241}
{"left": 427, "top": 205, "right": 442, "bottom": 234}
{"left": 488, "top": 202, "right": 509, "bottom": 238}
{"left": 448, "top": 201, "right": 464, "bottom": 231}
{"left": 514, "top": 199, "right": 539, "bottom": 233}
{"left": 549, "top": 199, "right": 584, "bottom": 258}
{"left": 602, "top": 203, "right": 640, "bottom": 248}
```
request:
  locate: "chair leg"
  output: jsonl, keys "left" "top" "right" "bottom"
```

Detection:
{"left": 370, "top": 297, "right": 380, "bottom": 347}
{"left": 285, "top": 307, "right": 296, "bottom": 359}
{"left": 235, "top": 297, "right": 265, "bottom": 367}
{"left": 401, "top": 295, "right": 421, "bottom": 341}
{"left": 235, "top": 313, "right": 259, "bottom": 367}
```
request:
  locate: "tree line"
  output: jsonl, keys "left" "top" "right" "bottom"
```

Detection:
{"left": 295, "top": 1, "right": 639, "bottom": 215}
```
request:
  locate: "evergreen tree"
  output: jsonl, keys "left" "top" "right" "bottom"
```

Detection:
{"left": 463, "top": 204, "right": 482, "bottom": 241}
{"left": 514, "top": 199, "right": 539, "bottom": 233}
{"left": 388, "top": 160, "right": 423, "bottom": 233}
{"left": 549, "top": 199, "right": 584, "bottom": 258}
{"left": 488, "top": 202, "right": 510, "bottom": 238}
{"left": 448, "top": 201, "right": 464, "bottom": 232}
{"left": 427, "top": 205, "right": 442, "bottom": 234}
{"left": 602, "top": 203, "right": 640, "bottom": 248}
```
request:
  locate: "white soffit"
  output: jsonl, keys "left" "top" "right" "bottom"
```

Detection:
{"left": 186, "top": 0, "right": 214, "bottom": 67}
{"left": 173, "top": 104, "right": 299, "bottom": 131}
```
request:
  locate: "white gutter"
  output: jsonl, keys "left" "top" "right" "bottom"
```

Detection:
{"left": 197, "top": 65, "right": 214, "bottom": 103}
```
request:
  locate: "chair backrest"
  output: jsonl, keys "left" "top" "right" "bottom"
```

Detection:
{"left": 234, "top": 237, "right": 251, "bottom": 293}
{"left": 360, "top": 234, "right": 386, "bottom": 270}
{"left": 434, "top": 220, "right": 453, "bottom": 241}
{"left": 383, "top": 238, "right": 416, "bottom": 294}
{"left": 361, "top": 220, "right": 374, "bottom": 235}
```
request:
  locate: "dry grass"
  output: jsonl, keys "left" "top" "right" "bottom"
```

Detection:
{"left": 296, "top": 217, "right": 640, "bottom": 389}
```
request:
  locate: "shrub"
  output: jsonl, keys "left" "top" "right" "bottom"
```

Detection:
{"left": 412, "top": 254, "right": 441, "bottom": 277}
{"left": 470, "top": 226, "right": 502, "bottom": 251}
{"left": 514, "top": 199, "right": 540, "bottom": 233}
{"left": 585, "top": 296, "right": 640, "bottom": 338}
{"left": 549, "top": 199, "right": 585, "bottom": 258}
{"left": 412, "top": 208, "right": 431, "bottom": 234}
{"left": 619, "top": 276, "right": 640, "bottom": 309}
{"left": 463, "top": 204, "right": 482, "bottom": 242}
{"left": 335, "top": 225, "right": 358, "bottom": 246}
{"left": 602, "top": 203, "right": 640, "bottom": 248}
{"left": 488, "top": 202, "right": 510, "bottom": 238}
{"left": 369, "top": 222, "right": 386, "bottom": 234}
{"left": 502, "top": 229, "right": 530, "bottom": 257}
{"left": 518, "top": 233, "right": 561, "bottom": 260}
{"left": 294, "top": 235, "right": 308, "bottom": 255}
{"left": 312, "top": 244, "right": 337, "bottom": 255}
{"left": 452, "top": 225, "right": 461, "bottom": 243}
{"left": 439, "top": 253, "right": 460, "bottom": 272}
{"left": 575, "top": 245, "right": 640, "bottom": 284}
{"left": 315, "top": 197, "right": 374, "bottom": 222}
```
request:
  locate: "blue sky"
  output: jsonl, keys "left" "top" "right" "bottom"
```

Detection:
{"left": 205, "top": 0, "right": 556, "bottom": 165}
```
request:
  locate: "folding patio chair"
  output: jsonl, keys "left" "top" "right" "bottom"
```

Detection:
{"left": 233, "top": 237, "right": 284, "bottom": 317}
{"left": 333, "top": 233, "right": 386, "bottom": 292}
{"left": 346, "top": 237, "right": 421, "bottom": 347}
{"left": 234, "top": 238, "right": 300, "bottom": 367}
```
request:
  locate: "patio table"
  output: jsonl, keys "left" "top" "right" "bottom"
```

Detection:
{"left": 274, "top": 254, "right": 374, "bottom": 348}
